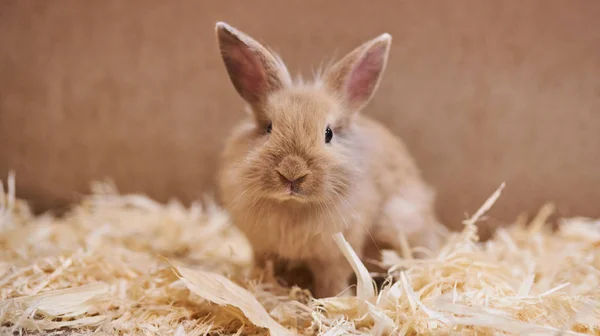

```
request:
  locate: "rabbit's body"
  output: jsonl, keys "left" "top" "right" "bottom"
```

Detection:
{"left": 215, "top": 23, "right": 445, "bottom": 298}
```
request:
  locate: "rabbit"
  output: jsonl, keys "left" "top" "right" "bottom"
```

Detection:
{"left": 214, "top": 22, "right": 447, "bottom": 298}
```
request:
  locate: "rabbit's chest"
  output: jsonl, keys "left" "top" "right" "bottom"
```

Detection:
{"left": 273, "top": 220, "right": 339, "bottom": 259}
{"left": 242, "top": 207, "right": 372, "bottom": 260}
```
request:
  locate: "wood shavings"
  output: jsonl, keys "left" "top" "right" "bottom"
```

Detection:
{"left": 332, "top": 233, "right": 375, "bottom": 301}
{"left": 0, "top": 173, "right": 599, "bottom": 335}
{"left": 172, "top": 264, "right": 293, "bottom": 336}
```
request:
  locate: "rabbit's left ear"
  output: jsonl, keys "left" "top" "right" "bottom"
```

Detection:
{"left": 323, "top": 33, "right": 392, "bottom": 113}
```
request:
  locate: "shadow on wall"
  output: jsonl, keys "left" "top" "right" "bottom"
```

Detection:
{"left": 1, "top": 0, "right": 599, "bottom": 233}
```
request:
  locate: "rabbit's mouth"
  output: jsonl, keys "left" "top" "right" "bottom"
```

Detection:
{"left": 271, "top": 186, "right": 311, "bottom": 203}
{"left": 276, "top": 189, "right": 304, "bottom": 201}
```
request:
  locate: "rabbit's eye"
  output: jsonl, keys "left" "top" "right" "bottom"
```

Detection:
{"left": 325, "top": 126, "right": 333, "bottom": 143}
{"left": 266, "top": 122, "right": 272, "bottom": 134}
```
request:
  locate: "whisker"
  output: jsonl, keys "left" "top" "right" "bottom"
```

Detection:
{"left": 331, "top": 189, "right": 382, "bottom": 256}
{"left": 320, "top": 199, "right": 340, "bottom": 234}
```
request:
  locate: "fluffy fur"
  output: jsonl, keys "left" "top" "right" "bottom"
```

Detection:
{"left": 215, "top": 22, "right": 447, "bottom": 298}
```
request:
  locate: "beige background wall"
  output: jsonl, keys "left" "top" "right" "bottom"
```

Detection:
{"left": 1, "top": 1, "right": 599, "bottom": 232}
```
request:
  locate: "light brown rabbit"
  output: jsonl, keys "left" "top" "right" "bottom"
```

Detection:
{"left": 215, "top": 22, "right": 447, "bottom": 298}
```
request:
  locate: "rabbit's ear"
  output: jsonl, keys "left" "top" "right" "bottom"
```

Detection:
{"left": 324, "top": 33, "right": 391, "bottom": 113}
{"left": 216, "top": 22, "right": 291, "bottom": 109}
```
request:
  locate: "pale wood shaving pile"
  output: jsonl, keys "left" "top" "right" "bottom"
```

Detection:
{"left": 0, "top": 173, "right": 599, "bottom": 335}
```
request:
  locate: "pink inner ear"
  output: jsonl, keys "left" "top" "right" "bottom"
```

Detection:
{"left": 225, "top": 46, "right": 267, "bottom": 104}
{"left": 345, "top": 44, "right": 386, "bottom": 107}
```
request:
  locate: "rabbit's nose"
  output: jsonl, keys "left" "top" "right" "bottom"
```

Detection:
{"left": 276, "top": 155, "right": 310, "bottom": 191}
{"left": 276, "top": 169, "right": 308, "bottom": 186}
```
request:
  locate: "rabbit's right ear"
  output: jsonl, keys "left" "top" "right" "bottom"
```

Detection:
{"left": 216, "top": 22, "right": 291, "bottom": 111}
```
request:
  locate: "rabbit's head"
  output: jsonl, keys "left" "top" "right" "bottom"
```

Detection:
{"left": 216, "top": 22, "right": 391, "bottom": 205}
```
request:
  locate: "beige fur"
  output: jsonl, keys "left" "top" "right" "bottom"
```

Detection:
{"left": 215, "top": 22, "right": 446, "bottom": 298}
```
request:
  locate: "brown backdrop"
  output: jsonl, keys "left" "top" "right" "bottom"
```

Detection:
{"left": 1, "top": 0, "right": 599, "bottom": 232}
